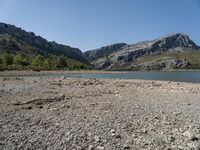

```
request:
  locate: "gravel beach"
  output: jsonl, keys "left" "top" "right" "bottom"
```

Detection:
{"left": 1, "top": 71, "right": 200, "bottom": 149}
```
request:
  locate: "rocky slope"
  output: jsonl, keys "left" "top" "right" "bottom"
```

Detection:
{"left": 91, "top": 34, "right": 200, "bottom": 70}
{"left": 83, "top": 43, "right": 127, "bottom": 62}
{"left": 0, "top": 22, "right": 87, "bottom": 63}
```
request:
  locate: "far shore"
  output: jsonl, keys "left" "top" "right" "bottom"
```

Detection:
{"left": 0, "top": 69, "right": 200, "bottom": 76}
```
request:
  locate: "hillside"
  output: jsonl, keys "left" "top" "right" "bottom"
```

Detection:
{"left": 90, "top": 33, "right": 200, "bottom": 70}
{"left": 1, "top": 22, "right": 200, "bottom": 71}
{"left": 83, "top": 43, "right": 127, "bottom": 62}
{"left": 0, "top": 22, "right": 89, "bottom": 70}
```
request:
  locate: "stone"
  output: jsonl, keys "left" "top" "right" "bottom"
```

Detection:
{"left": 110, "top": 129, "right": 116, "bottom": 136}
{"left": 183, "top": 130, "right": 198, "bottom": 141}
{"left": 94, "top": 136, "right": 100, "bottom": 142}
{"left": 96, "top": 146, "right": 104, "bottom": 150}
{"left": 110, "top": 129, "right": 115, "bottom": 133}
{"left": 168, "top": 136, "right": 175, "bottom": 142}
{"left": 123, "top": 144, "right": 130, "bottom": 149}
{"left": 88, "top": 145, "right": 95, "bottom": 150}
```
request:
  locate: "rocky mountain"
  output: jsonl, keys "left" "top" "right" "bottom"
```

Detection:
{"left": 1, "top": 22, "right": 199, "bottom": 70}
{"left": 0, "top": 22, "right": 87, "bottom": 63}
{"left": 83, "top": 43, "right": 127, "bottom": 62}
{"left": 91, "top": 33, "right": 200, "bottom": 70}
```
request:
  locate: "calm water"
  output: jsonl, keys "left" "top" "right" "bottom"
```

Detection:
{"left": 52, "top": 71, "right": 200, "bottom": 83}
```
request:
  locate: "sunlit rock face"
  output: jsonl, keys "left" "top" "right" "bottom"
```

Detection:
{"left": 91, "top": 33, "right": 199, "bottom": 70}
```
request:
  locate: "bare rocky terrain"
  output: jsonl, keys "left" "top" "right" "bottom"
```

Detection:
{"left": 85, "top": 33, "right": 200, "bottom": 70}
{"left": 1, "top": 71, "right": 200, "bottom": 149}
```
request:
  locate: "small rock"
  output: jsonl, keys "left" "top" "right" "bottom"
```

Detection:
{"left": 94, "top": 136, "right": 100, "bottom": 142}
{"left": 61, "top": 76, "right": 67, "bottom": 79}
{"left": 88, "top": 145, "right": 95, "bottom": 150}
{"left": 183, "top": 130, "right": 198, "bottom": 141}
{"left": 141, "top": 128, "right": 148, "bottom": 134}
{"left": 160, "top": 110, "right": 165, "bottom": 114}
{"left": 131, "top": 113, "right": 136, "bottom": 116}
{"left": 187, "top": 142, "right": 199, "bottom": 149}
{"left": 110, "top": 129, "right": 116, "bottom": 136}
{"left": 123, "top": 144, "right": 130, "bottom": 149}
{"left": 59, "top": 94, "right": 65, "bottom": 99}
{"left": 49, "top": 108, "right": 58, "bottom": 111}
{"left": 97, "top": 146, "right": 104, "bottom": 150}
{"left": 115, "top": 134, "right": 122, "bottom": 139}
{"left": 132, "top": 133, "right": 137, "bottom": 138}
{"left": 110, "top": 129, "right": 115, "bottom": 133}
{"left": 168, "top": 136, "right": 175, "bottom": 142}
{"left": 173, "top": 112, "right": 181, "bottom": 116}
{"left": 25, "top": 106, "right": 32, "bottom": 110}
{"left": 39, "top": 106, "right": 43, "bottom": 109}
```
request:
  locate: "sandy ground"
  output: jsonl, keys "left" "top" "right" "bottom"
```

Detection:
{"left": 1, "top": 71, "right": 200, "bottom": 149}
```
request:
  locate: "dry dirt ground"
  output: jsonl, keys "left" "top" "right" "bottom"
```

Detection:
{"left": 1, "top": 72, "right": 200, "bottom": 149}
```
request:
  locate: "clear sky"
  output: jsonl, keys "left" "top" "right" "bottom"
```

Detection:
{"left": 0, "top": 0, "right": 199, "bottom": 51}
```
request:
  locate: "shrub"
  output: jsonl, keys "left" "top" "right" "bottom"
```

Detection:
{"left": 31, "top": 55, "right": 45, "bottom": 67}
{"left": 1, "top": 52, "right": 13, "bottom": 66}
{"left": 13, "top": 54, "right": 23, "bottom": 65}
{"left": 57, "top": 55, "right": 67, "bottom": 68}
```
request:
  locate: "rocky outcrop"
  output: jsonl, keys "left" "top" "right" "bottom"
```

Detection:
{"left": 130, "top": 59, "right": 189, "bottom": 70}
{"left": 0, "top": 22, "right": 87, "bottom": 63}
{"left": 91, "top": 33, "right": 199, "bottom": 70}
{"left": 84, "top": 43, "right": 127, "bottom": 62}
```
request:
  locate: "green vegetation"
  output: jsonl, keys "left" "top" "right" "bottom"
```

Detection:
{"left": 137, "top": 49, "right": 200, "bottom": 69}
{"left": 0, "top": 51, "right": 90, "bottom": 71}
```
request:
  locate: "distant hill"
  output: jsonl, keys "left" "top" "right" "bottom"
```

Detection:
{"left": 83, "top": 43, "right": 127, "bottom": 62}
{"left": 1, "top": 22, "right": 200, "bottom": 71}
{"left": 0, "top": 22, "right": 87, "bottom": 63}
{"left": 89, "top": 33, "right": 200, "bottom": 70}
{"left": 0, "top": 22, "right": 90, "bottom": 70}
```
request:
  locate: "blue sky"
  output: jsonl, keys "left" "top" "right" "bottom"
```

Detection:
{"left": 0, "top": 0, "right": 199, "bottom": 51}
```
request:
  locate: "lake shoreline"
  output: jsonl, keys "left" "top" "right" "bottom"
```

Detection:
{"left": 1, "top": 70, "right": 200, "bottom": 83}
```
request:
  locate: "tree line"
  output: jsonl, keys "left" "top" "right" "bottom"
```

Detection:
{"left": 0, "top": 51, "right": 89, "bottom": 71}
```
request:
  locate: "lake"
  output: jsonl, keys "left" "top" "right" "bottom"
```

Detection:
{"left": 51, "top": 71, "right": 200, "bottom": 83}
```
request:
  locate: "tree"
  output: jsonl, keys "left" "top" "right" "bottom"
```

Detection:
{"left": 47, "top": 55, "right": 58, "bottom": 69}
{"left": 80, "top": 64, "right": 86, "bottom": 69}
{"left": 13, "top": 54, "right": 30, "bottom": 66}
{"left": 13, "top": 54, "right": 23, "bottom": 65}
{"left": 31, "top": 55, "right": 45, "bottom": 67}
{"left": 1, "top": 52, "right": 13, "bottom": 66}
{"left": 57, "top": 55, "right": 67, "bottom": 68}
{"left": 43, "top": 59, "right": 50, "bottom": 68}
{"left": 0, "top": 56, "right": 2, "bottom": 64}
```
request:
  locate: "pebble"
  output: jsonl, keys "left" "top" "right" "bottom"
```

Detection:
{"left": 88, "top": 145, "right": 95, "bottom": 150}
{"left": 110, "top": 129, "right": 116, "bottom": 136}
{"left": 97, "top": 146, "right": 104, "bottom": 150}
{"left": 94, "top": 136, "right": 100, "bottom": 142}
{"left": 110, "top": 129, "right": 115, "bottom": 133}
{"left": 123, "top": 144, "right": 130, "bottom": 149}
{"left": 183, "top": 131, "right": 195, "bottom": 139}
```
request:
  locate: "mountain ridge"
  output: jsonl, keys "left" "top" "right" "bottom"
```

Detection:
{"left": 1, "top": 22, "right": 200, "bottom": 70}
{"left": 83, "top": 43, "right": 127, "bottom": 62}
{"left": 0, "top": 22, "right": 87, "bottom": 63}
{"left": 89, "top": 33, "right": 200, "bottom": 70}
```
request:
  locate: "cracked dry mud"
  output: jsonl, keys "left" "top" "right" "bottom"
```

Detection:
{"left": 1, "top": 73, "right": 200, "bottom": 149}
